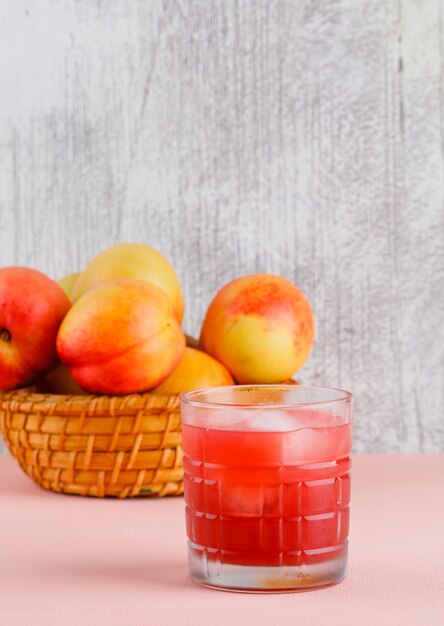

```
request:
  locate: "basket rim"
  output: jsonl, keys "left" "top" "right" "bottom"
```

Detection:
{"left": 0, "top": 389, "right": 181, "bottom": 416}
{"left": 0, "top": 381, "right": 298, "bottom": 416}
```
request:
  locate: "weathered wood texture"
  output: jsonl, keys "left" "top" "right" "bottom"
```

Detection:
{"left": 0, "top": 1, "right": 443, "bottom": 453}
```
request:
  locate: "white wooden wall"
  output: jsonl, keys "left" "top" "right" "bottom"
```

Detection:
{"left": 0, "top": 1, "right": 443, "bottom": 453}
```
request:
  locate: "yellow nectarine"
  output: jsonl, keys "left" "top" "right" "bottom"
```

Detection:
{"left": 57, "top": 272, "right": 80, "bottom": 299}
{"left": 152, "top": 347, "right": 234, "bottom": 395}
{"left": 71, "top": 243, "right": 184, "bottom": 322}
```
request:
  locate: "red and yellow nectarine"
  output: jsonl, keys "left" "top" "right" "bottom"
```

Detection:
{"left": 57, "top": 279, "right": 185, "bottom": 395}
{"left": 0, "top": 267, "right": 71, "bottom": 390}
{"left": 200, "top": 273, "right": 314, "bottom": 383}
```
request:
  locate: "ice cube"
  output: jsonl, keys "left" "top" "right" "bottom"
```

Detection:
{"left": 284, "top": 407, "right": 345, "bottom": 428}
{"left": 246, "top": 409, "right": 301, "bottom": 432}
{"left": 220, "top": 483, "right": 264, "bottom": 516}
{"left": 283, "top": 424, "right": 350, "bottom": 464}
{"left": 195, "top": 408, "right": 300, "bottom": 432}
{"left": 219, "top": 483, "right": 282, "bottom": 517}
{"left": 203, "top": 408, "right": 245, "bottom": 430}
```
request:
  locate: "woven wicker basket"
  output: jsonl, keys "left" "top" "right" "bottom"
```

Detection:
{"left": 0, "top": 390, "right": 183, "bottom": 498}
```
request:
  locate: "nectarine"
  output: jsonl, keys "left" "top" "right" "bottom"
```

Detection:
{"left": 58, "top": 272, "right": 80, "bottom": 299}
{"left": 71, "top": 243, "right": 184, "bottom": 322}
{"left": 200, "top": 274, "right": 314, "bottom": 383}
{"left": 57, "top": 279, "right": 185, "bottom": 395}
{"left": 152, "top": 347, "right": 234, "bottom": 395}
{"left": 0, "top": 267, "right": 71, "bottom": 390}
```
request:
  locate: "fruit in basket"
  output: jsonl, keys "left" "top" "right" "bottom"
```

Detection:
{"left": 57, "top": 279, "right": 185, "bottom": 394}
{"left": 0, "top": 267, "right": 71, "bottom": 391}
{"left": 200, "top": 273, "right": 314, "bottom": 384}
{"left": 152, "top": 347, "right": 234, "bottom": 395}
{"left": 71, "top": 243, "right": 184, "bottom": 322}
{"left": 58, "top": 272, "right": 80, "bottom": 299}
{"left": 36, "top": 363, "right": 87, "bottom": 395}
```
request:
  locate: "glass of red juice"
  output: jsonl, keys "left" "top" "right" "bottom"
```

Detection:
{"left": 181, "top": 385, "right": 352, "bottom": 592}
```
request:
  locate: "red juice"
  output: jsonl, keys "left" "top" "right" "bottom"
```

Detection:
{"left": 181, "top": 386, "right": 352, "bottom": 591}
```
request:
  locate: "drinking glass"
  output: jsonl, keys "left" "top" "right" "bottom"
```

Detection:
{"left": 181, "top": 385, "right": 352, "bottom": 592}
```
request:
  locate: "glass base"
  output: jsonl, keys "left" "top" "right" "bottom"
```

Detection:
{"left": 188, "top": 542, "right": 348, "bottom": 593}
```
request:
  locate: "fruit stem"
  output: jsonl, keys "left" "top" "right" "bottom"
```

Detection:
{"left": 0, "top": 328, "right": 11, "bottom": 343}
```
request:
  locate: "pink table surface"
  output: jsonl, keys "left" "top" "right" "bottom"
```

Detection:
{"left": 0, "top": 454, "right": 443, "bottom": 626}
